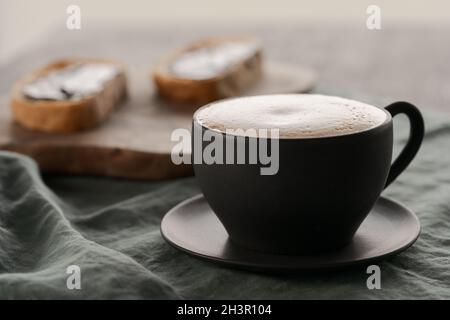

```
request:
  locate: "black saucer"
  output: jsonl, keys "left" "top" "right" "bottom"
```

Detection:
{"left": 161, "top": 195, "right": 420, "bottom": 272}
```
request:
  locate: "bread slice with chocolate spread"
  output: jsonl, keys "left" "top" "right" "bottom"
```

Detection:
{"left": 10, "top": 58, "right": 127, "bottom": 133}
{"left": 153, "top": 36, "right": 263, "bottom": 105}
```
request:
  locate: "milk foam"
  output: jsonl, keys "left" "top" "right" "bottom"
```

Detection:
{"left": 195, "top": 94, "right": 387, "bottom": 138}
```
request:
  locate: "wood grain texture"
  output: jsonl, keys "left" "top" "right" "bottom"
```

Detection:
{"left": 0, "top": 62, "right": 316, "bottom": 180}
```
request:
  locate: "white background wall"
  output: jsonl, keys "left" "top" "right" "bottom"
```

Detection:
{"left": 1, "top": 0, "right": 449, "bottom": 64}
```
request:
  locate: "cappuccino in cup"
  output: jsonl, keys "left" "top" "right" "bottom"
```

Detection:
{"left": 195, "top": 94, "right": 387, "bottom": 138}
{"left": 192, "top": 94, "right": 424, "bottom": 255}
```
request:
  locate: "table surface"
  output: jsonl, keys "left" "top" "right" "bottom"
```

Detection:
{"left": 1, "top": 24, "right": 449, "bottom": 114}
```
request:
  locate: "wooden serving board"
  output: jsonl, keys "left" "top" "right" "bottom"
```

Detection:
{"left": 0, "top": 62, "right": 316, "bottom": 180}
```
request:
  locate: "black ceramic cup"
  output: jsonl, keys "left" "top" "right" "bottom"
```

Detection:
{"left": 192, "top": 97, "right": 424, "bottom": 255}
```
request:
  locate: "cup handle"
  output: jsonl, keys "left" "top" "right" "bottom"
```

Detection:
{"left": 384, "top": 102, "right": 425, "bottom": 188}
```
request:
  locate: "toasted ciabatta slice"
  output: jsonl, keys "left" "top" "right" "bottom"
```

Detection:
{"left": 10, "top": 58, "right": 127, "bottom": 133}
{"left": 153, "top": 36, "right": 263, "bottom": 105}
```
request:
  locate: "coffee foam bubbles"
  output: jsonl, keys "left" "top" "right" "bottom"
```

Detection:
{"left": 195, "top": 94, "right": 387, "bottom": 138}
